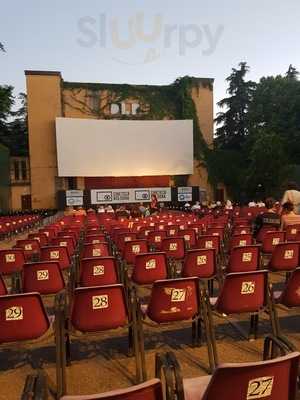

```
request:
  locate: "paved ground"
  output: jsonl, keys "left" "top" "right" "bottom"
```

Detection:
{"left": 1, "top": 232, "right": 300, "bottom": 399}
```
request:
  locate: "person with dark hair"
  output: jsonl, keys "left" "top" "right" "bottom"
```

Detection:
{"left": 282, "top": 181, "right": 300, "bottom": 214}
{"left": 253, "top": 197, "right": 281, "bottom": 238}
{"left": 281, "top": 202, "right": 300, "bottom": 229}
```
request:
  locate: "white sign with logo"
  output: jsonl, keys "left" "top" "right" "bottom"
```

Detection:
{"left": 178, "top": 187, "right": 193, "bottom": 202}
{"left": 66, "top": 190, "right": 84, "bottom": 206}
{"left": 91, "top": 187, "right": 171, "bottom": 204}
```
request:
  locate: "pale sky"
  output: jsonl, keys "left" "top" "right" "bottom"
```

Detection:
{"left": 1, "top": 0, "right": 300, "bottom": 120}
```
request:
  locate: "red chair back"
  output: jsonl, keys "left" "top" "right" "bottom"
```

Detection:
{"left": 71, "top": 284, "right": 128, "bottom": 332}
{"left": 147, "top": 277, "right": 199, "bottom": 323}
{"left": 201, "top": 352, "right": 299, "bottom": 400}
{"left": 122, "top": 240, "right": 148, "bottom": 264}
{"left": 182, "top": 249, "right": 216, "bottom": 279}
{"left": 229, "top": 234, "right": 253, "bottom": 253}
{"left": 166, "top": 225, "right": 179, "bottom": 237}
{"left": 262, "top": 231, "right": 285, "bottom": 254}
{"left": 285, "top": 224, "right": 300, "bottom": 242}
{"left": 84, "top": 234, "right": 106, "bottom": 245}
{"left": 81, "top": 243, "right": 109, "bottom": 259}
{"left": 196, "top": 235, "right": 220, "bottom": 254}
{"left": 80, "top": 257, "right": 119, "bottom": 287}
{"left": 147, "top": 231, "right": 167, "bottom": 250}
{"left": 59, "top": 378, "right": 163, "bottom": 400}
{"left": 179, "top": 229, "right": 197, "bottom": 248}
{"left": 256, "top": 225, "right": 277, "bottom": 243}
{"left": 227, "top": 245, "right": 261, "bottom": 273}
{"left": 22, "top": 261, "right": 65, "bottom": 295}
{"left": 28, "top": 232, "right": 49, "bottom": 247}
{"left": 215, "top": 270, "right": 268, "bottom": 315}
{"left": 51, "top": 236, "right": 75, "bottom": 256}
{"left": 269, "top": 242, "right": 300, "bottom": 272}
{"left": 0, "top": 292, "right": 49, "bottom": 343}
{"left": 15, "top": 239, "right": 40, "bottom": 261}
{"left": 0, "top": 249, "right": 25, "bottom": 275}
{"left": 132, "top": 252, "right": 168, "bottom": 285}
{"left": 39, "top": 228, "right": 56, "bottom": 241}
{"left": 232, "top": 226, "right": 251, "bottom": 235}
{"left": 116, "top": 232, "right": 137, "bottom": 252}
{"left": 161, "top": 237, "right": 185, "bottom": 260}
{"left": 278, "top": 268, "right": 300, "bottom": 307}
{"left": 40, "top": 246, "right": 71, "bottom": 270}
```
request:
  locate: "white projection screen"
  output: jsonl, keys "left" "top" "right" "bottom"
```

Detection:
{"left": 55, "top": 118, "right": 193, "bottom": 177}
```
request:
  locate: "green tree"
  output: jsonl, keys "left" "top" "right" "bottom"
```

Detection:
{"left": 286, "top": 64, "right": 299, "bottom": 80}
{"left": 248, "top": 72, "right": 300, "bottom": 163}
{"left": 246, "top": 129, "right": 289, "bottom": 197}
{"left": 215, "top": 62, "right": 256, "bottom": 150}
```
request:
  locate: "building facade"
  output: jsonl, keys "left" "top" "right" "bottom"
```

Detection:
{"left": 25, "top": 71, "right": 214, "bottom": 209}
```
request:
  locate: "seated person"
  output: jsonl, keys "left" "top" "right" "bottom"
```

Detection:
{"left": 253, "top": 197, "right": 280, "bottom": 238}
{"left": 74, "top": 206, "right": 87, "bottom": 216}
{"left": 281, "top": 202, "right": 300, "bottom": 229}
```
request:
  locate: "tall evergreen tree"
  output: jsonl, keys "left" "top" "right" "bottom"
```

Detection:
{"left": 286, "top": 64, "right": 299, "bottom": 80}
{"left": 215, "top": 62, "right": 256, "bottom": 150}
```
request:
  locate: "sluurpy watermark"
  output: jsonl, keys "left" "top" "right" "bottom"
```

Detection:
{"left": 76, "top": 13, "right": 224, "bottom": 64}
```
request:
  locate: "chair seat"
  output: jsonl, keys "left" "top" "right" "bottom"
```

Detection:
{"left": 183, "top": 375, "right": 211, "bottom": 400}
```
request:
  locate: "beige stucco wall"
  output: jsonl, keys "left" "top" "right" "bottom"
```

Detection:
{"left": 26, "top": 72, "right": 62, "bottom": 209}
{"left": 10, "top": 185, "right": 31, "bottom": 210}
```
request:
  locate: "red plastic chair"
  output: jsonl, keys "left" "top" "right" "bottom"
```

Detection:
{"left": 228, "top": 234, "right": 253, "bottom": 253}
{"left": 22, "top": 261, "right": 65, "bottom": 295}
{"left": 174, "top": 350, "right": 300, "bottom": 400}
{"left": 273, "top": 267, "right": 300, "bottom": 308}
{"left": 147, "top": 231, "right": 167, "bottom": 251}
{"left": 79, "top": 257, "right": 119, "bottom": 287}
{"left": 137, "top": 277, "right": 200, "bottom": 349}
{"left": 0, "top": 249, "right": 25, "bottom": 275}
{"left": 161, "top": 237, "right": 185, "bottom": 260}
{"left": 84, "top": 234, "right": 106, "bottom": 245}
{"left": 51, "top": 236, "right": 76, "bottom": 257}
{"left": 28, "top": 232, "right": 49, "bottom": 247}
{"left": 182, "top": 248, "right": 217, "bottom": 280}
{"left": 115, "top": 232, "right": 137, "bottom": 252}
{"left": 39, "top": 228, "right": 57, "bottom": 241}
{"left": 166, "top": 225, "right": 179, "bottom": 237}
{"left": 256, "top": 225, "right": 278, "bottom": 243}
{"left": 81, "top": 243, "right": 110, "bottom": 259}
{"left": 122, "top": 240, "right": 148, "bottom": 265}
{"left": 268, "top": 242, "right": 300, "bottom": 272}
{"left": 285, "top": 224, "right": 300, "bottom": 242}
{"left": 15, "top": 239, "right": 41, "bottom": 262}
{"left": 179, "top": 229, "right": 197, "bottom": 249}
{"left": 0, "top": 292, "right": 50, "bottom": 343}
{"left": 227, "top": 245, "right": 261, "bottom": 273}
{"left": 196, "top": 235, "right": 221, "bottom": 255}
{"left": 58, "top": 284, "right": 143, "bottom": 388}
{"left": 232, "top": 226, "right": 251, "bottom": 235}
{"left": 40, "top": 246, "right": 71, "bottom": 270}
{"left": 132, "top": 252, "right": 168, "bottom": 285}
{"left": 262, "top": 231, "right": 285, "bottom": 254}
{"left": 59, "top": 379, "right": 164, "bottom": 400}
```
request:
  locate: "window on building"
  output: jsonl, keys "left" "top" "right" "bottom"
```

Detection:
{"left": 14, "top": 161, "right": 20, "bottom": 181}
{"left": 21, "top": 160, "right": 27, "bottom": 180}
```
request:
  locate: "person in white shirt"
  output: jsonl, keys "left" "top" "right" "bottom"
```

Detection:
{"left": 257, "top": 201, "right": 265, "bottom": 208}
{"left": 191, "top": 201, "right": 201, "bottom": 211}
{"left": 282, "top": 182, "right": 300, "bottom": 214}
{"left": 225, "top": 200, "right": 233, "bottom": 209}
{"left": 106, "top": 205, "right": 115, "bottom": 213}
{"left": 97, "top": 205, "right": 105, "bottom": 213}
{"left": 248, "top": 201, "right": 257, "bottom": 207}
